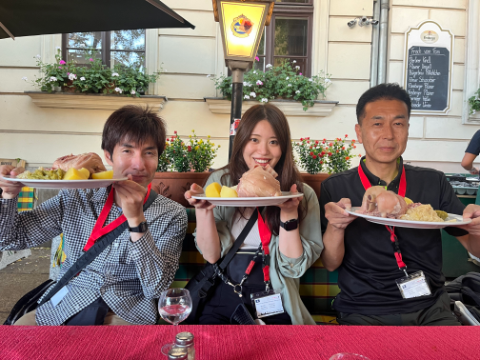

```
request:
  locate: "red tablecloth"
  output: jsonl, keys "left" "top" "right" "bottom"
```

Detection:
{"left": 1, "top": 325, "right": 479, "bottom": 360}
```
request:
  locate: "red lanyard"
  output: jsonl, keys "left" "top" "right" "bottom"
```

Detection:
{"left": 357, "top": 164, "right": 408, "bottom": 273}
{"left": 257, "top": 208, "right": 272, "bottom": 285}
{"left": 83, "top": 183, "right": 152, "bottom": 252}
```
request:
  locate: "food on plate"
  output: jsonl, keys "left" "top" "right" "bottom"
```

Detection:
{"left": 205, "top": 182, "right": 222, "bottom": 197}
{"left": 237, "top": 166, "right": 282, "bottom": 197}
{"left": 400, "top": 204, "right": 444, "bottom": 222}
{"left": 91, "top": 170, "right": 114, "bottom": 180}
{"left": 358, "top": 186, "right": 455, "bottom": 223}
{"left": 52, "top": 152, "right": 106, "bottom": 174}
{"left": 63, "top": 167, "right": 90, "bottom": 180}
{"left": 17, "top": 168, "right": 65, "bottom": 180}
{"left": 360, "top": 186, "right": 408, "bottom": 218}
{"left": 220, "top": 185, "right": 238, "bottom": 198}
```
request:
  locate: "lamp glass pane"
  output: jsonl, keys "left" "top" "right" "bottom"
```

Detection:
{"left": 221, "top": 2, "right": 267, "bottom": 59}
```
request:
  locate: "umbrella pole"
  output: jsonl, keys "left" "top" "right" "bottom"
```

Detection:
{"left": 0, "top": 21, "right": 15, "bottom": 40}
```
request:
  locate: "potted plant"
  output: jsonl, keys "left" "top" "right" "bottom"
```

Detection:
{"left": 25, "top": 48, "right": 161, "bottom": 96}
{"left": 152, "top": 130, "right": 220, "bottom": 207}
{"left": 468, "top": 88, "right": 480, "bottom": 116}
{"left": 293, "top": 135, "right": 360, "bottom": 198}
{"left": 207, "top": 60, "right": 335, "bottom": 114}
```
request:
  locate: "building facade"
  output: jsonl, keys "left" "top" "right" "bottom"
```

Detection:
{"left": 0, "top": 0, "right": 479, "bottom": 173}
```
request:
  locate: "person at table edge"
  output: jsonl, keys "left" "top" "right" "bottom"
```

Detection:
{"left": 319, "top": 83, "right": 480, "bottom": 326}
{"left": 461, "top": 129, "right": 480, "bottom": 176}
{"left": 0, "top": 105, "right": 187, "bottom": 325}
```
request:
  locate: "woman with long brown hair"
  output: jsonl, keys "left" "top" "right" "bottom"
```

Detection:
{"left": 185, "top": 104, "right": 323, "bottom": 325}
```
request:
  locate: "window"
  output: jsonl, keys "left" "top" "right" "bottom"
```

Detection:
{"left": 254, "top": 0, "right": 313, "bottom": 76}
{"left": 61, "top": 30, "right": 146, "bottom": 69}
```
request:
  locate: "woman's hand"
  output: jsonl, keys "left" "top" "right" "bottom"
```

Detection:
{"left": 278, "top": 184, "right": 302, "bottom": 218}
{"left": 185, "top": 183, "right": 216, "bottom": 210}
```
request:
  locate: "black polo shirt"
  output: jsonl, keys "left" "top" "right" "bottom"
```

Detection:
{"left": 319, "top": 156, "right": 468, "bottom": 315}
{"left": 466, "top": 129, "right": 480, "bottom": 155}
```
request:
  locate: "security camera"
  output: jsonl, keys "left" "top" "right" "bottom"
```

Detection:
{"left": 358, "top": 16, "right": 369, "bottom": 27}
{"left": 370, "top": 19, "right": 379, "bottom": 25}
{"left": 347, "top": 19, "right": 357, "bottom": 28}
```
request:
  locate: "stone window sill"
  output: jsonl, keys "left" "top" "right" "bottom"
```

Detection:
{"left": 25, "top": 91, "right": 168, "bottom": 112}
{"left": 205, "top": 98, "right": 338, "bottom": 117}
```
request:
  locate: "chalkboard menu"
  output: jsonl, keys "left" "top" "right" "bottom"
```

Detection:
{"left": 406, "top": 46, "right": 450, "bottom": 112}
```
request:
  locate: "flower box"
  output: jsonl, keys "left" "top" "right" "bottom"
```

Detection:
{"left": 205, "top": 98, "right": 338, "bottom": 117}
{"left": 25, "top": 92, "right": 167, "bottom": 112}
{"left": 300, "top": 173, "right": 330, "bottom": 199}
{"left": 152, "top": 172, "right": 210, "bottom": 208}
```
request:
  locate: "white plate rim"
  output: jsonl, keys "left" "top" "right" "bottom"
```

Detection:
{"left": 346, "top": 206, "right": 471, "bottom": 227}
{"left": 1, "top": 175, "right": 128, "bottom": 184}
{"left": 192, "top": 191, "right": 303, "bottom": 202}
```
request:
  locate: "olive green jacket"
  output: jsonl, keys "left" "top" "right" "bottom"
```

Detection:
{"left": 194, "top": 169, "right": 324, "bottom": 325}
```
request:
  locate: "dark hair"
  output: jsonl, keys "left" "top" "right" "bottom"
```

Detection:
{"left": 217, "top": 104, "right": 306, "bottom": 236}
{"left": 101, "top": 105, "right": 166, "bottom": 158}
{"left": 356, "top": 83, "right": 411, "bottom": 124}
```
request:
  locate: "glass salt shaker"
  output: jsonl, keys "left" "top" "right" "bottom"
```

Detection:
{"left": 175, "top": 332, "right": 195, "bottom": 360}
{"left": 168, "top": 346, "right": 188, "bottom": 360}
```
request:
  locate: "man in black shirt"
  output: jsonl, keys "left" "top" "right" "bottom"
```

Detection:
{"left": 461, "top": 130, "right": 480, "bottom": 175}
{"left": 320, "top": 83, "right": 480, "bottom": 325}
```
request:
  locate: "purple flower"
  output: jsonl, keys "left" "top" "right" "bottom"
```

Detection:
{"left": 255, "top": 56, "right": 259, "bottom": 61}
{"left": 59, "top": 60, "right": 66, "bottom": 65}
{"left": 299, "top": 73, "right": 302, "bottom": 76}
{"left": 89, "top": 58, "right": 94, "bottom": 62}
{"left": 58, "top": 66, "right": 62, "bottom": 69}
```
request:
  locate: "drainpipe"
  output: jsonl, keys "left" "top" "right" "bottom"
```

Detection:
{"left": 370, "top": 0, "right": 380, "bottom": 87}
{"left": 377, "top": 0, "right": 390, "bottom": 84}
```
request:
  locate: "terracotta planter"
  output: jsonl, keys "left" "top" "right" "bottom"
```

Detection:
{"left": 61, "top": 80, "right": 76, "bottom": 93}
{"left": 300, "top": 173, "right": 330, "bottom": 199}
{"left": 152, "top": 172, "right": 210, "bottom": 207}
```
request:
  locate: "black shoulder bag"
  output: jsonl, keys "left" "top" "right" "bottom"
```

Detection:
{"left": 4, "top": 189, "right": 157, "bottom": 325}
{"left": 184, "top": 209, "right": 259, "bottom": 324}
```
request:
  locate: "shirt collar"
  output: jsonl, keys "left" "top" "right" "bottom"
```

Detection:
{"left": 359, "top": 156, "right": 404, "bottom": 189}
{"left": 91, "top": 186, "right": 111, "bottom": 203}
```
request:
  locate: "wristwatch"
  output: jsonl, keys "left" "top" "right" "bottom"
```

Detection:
{"left": 128, "top": 221, "right": 148, "bottom": 233}
{"left": 280, "top": 218, "right": 298, "bottom": 231}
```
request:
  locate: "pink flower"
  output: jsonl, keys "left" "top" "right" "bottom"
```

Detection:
{"left": 67, "top": 72, "right": 70, "bottom": 75}
{"left": 255, "top": 56, "right": 259, "bottom": 61}
{"left": 59, "top": 60, "right": 66, "bottom": 65}
{"left": 58, "top": 66, "right": 62, "bottom": 69}
{"left": 89, "top": 58, "right": 94, "bottom": 62}
{"left": 299, "top": 73, "right": 302, "bottom": 76}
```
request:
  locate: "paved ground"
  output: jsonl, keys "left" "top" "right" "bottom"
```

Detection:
{"left": 0, "top": 248, "right": 51, "bottom": 324}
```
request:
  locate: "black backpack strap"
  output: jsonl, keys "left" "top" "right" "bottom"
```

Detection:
{"left": 39, "top": 189, "right": 157, "bottom": 306}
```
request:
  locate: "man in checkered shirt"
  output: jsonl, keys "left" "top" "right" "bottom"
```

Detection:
{"left": 0, "top": 106, "right": 187, "bottom": 325}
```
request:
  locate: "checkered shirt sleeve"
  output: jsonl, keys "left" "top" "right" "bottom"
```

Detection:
{"left": 0, "top": 188, "right": 187, "bottom": 325}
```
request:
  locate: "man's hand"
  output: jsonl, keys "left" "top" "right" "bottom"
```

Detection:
{"left": 0, "top": 165, "right": 25, "bottom": 199}
{"left": 324, "top": 198, "right": 356, "bottom": 230}
{"left": 185, "top": 183, "right": 215, "bottom": 210}
{"left": 113, "top": 176, "right": 147, "bottom": 227}
{"left": 459, "top": 204, "right": 480, "bottom": 236}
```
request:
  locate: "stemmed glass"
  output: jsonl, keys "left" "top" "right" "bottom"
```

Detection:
{"left": 158, "top": 288, "right": 192, "bottom": 356}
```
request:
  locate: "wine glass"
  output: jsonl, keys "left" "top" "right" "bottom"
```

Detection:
{"left": 158, "top": 288, "right": 192, "bottom": 355}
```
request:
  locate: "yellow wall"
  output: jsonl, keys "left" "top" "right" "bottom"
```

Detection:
{"left": 0, "top": 0, "right": 478, "bottom": 173}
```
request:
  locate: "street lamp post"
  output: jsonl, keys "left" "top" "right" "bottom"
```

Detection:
{"left": 212, "top": 0, "right": 274, "bottom": 159}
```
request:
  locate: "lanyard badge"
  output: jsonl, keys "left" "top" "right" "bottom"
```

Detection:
{"left": 357, "top": 164, "right": 431, "bottom": 299}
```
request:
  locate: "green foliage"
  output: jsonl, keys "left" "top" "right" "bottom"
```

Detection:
{"left": 210, "top": 60, "right": 332, "bottom": 111}
{"left": 158, "top": 130, "right": 220, "bottom": 172}
{"left": 293, "top": 135, "right": 361, "bottom": 174}
{"left": 29, "top": 49, "right": 161, "bottom": 97}
{"left": 293, "top": 138, "right": 327, "bottom": 175}
{"left": 468, "top": 88, "right": 480, "bottom": 115}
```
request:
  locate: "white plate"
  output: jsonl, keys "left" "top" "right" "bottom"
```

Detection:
{"left": 346, "top": 206, "right": 471, "bottom": 229}
{"left": 466, "top": 177, "right": 480, "bottom": 182}
{"left": 1, "top": 175, "right": 128, "bottom": 189}
{"left": 192, "top": 192, "right": 303, "bottom": 207}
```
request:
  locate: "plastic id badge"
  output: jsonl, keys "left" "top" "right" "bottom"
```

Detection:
{"left": 250, "top": 290, "right": 285, "bottom": 318}
{"left": 396, "top": 270, "right": 431, "bottom": 299}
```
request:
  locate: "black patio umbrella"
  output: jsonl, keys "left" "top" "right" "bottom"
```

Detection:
{"left": 0, "top": 0, "right": 195, "bottom": 40}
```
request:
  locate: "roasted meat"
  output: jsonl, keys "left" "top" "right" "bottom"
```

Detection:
{"left": 359, "top": 186, "right": 408, "bottom": 218}
{"left": 237, "top": 166, "right": 282, "bottom": 197}
{"left": 52, "top": 152, "right": 106, "bottom": 174}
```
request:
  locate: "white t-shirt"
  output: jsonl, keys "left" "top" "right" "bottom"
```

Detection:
{"left": 230, "top": 208, "right": 261, "bottom": 250}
